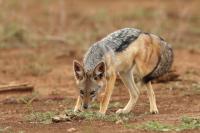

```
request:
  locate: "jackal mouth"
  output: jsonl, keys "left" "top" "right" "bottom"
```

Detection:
{"left": 82, "top": 103, "right": 91, "bottom": 109}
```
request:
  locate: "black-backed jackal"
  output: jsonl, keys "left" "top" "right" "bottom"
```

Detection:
{"left": 73, "top": 28, "right": 173, "bottom": 115}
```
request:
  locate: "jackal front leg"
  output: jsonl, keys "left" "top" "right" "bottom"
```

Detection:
{"left": 99, "top": 72, "right": 116, "bottom": 115}
{"left": 74, "top": 96, "right": 82, "bottom": 112}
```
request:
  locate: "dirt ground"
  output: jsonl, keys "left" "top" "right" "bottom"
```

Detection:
{"left": 0, "top": 0, "right": 200, "bottom": 133}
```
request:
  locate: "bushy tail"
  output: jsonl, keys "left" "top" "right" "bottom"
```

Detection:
{"left": 143, "top": 35, "right": 174, "bottom": 83}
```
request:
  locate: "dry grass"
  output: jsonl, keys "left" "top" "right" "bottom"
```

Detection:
{"left": 0, "top": 0, "right": 199, "bottom": 50}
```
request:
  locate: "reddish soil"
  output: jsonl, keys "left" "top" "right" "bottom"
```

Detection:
{"left": 0, "top": 0, "right": 199, "bottom": 133}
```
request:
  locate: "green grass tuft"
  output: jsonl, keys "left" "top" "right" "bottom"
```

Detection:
{"left": 18, "top": 92, "right": 39, "bottom": 105}
{"left": 140, "top": 121, "right": 174, "bottom": 132}
{"left": 0, "top": 127, "right": 12, "bottom": 133}
{"left": 0, "top": 126, "right": 24, "bottom": 133}
{"left": 125, "top": 116, "right": 200, "bottom": 132}
{"left": 192, "top": 83, "right": 200, "bottom": 93}
{"left": 65, "top": 109, "right": 133, "bottom": 122}
{"left": 91, "top": 101, "right": 124, "bottom": 110}
{"left": 178, "top": 116, "right": 200, "bottom": 131}
{"left": 25, "top": 111, "right": 58, "bottom": 124}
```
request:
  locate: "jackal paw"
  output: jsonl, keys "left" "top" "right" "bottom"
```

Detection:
{"left": 150, "top": 109, "right": 159, "bottom": 114}
{"left": 74, "top": 108, "right": 82, "bottom": 113}
{"left": 97, "top": 111, "right": 105, "bottom": 116}
{"left": 116, "top": 109, "right": 129, "bottom": 114}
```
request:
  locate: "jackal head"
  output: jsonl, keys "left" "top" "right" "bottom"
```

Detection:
{"left": 73, "top": 60, "right": 106, "bottom": 110}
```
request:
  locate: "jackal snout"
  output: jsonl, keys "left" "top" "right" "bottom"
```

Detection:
{"left": 83, "top": 103, "right": 89, "bottom": 109}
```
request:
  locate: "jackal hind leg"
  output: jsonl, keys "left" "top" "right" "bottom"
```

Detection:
{"left": 145, "top": 82, "right": 159, "bottom": 114}
{"left": 116, "top": 68, "right": 140, "bottom": 114}
{"left": 136, "top": 60, "right": 159, "bottom": 114}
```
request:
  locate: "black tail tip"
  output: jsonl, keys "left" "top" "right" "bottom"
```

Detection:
{"left": 143, "top": 76, "right": 154, "bottom": 83}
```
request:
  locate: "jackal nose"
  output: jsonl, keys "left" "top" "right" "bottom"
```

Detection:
{"left": 83, "top": 104, "right": 88, "bottom": 109}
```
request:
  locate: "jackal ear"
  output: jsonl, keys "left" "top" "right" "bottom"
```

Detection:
{"left": 73, "top": 60, "right": 85, "bottom": 80}
{"left": 93, "top": 61, "right": 106, "bottom": 80}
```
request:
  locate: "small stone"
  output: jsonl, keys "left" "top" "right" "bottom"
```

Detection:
{"left": 59, "top": 104, "right": 64, "bottom": 108}
{"left": 115, "top": 119, "right": 123, "bottom": 124}
{"left": 67, "top": 128, "right": 76, "bottom": 132}
{"left": 52, "top": 114, "right": 71, "bottom": 123}
{"left": 123, "top": 117, "right": 129, "bottom": 121}
{"left": 52, "top": 116, "right": 61, "bottom": 123}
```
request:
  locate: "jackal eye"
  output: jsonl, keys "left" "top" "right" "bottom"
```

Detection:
{"left": 94, "top": 73, "right": 104, "bottom": 80}
{"left": 93, "top": 76, "right": 98, "bottom": 80}
{"left": 80, "top": 90, "right": 84, "bottom": 95}
{"left": 90, "top": 91, "right": 95, "bottom": 95}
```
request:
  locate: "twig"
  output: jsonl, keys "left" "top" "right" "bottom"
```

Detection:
{"left": 0, "top": 83, "right": 34, "bottom": 93}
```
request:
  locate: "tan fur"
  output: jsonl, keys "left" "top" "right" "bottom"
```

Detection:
{"left": 74, "top": 33, "right": 164, "bottom": 114}
{"left": 99, "top": 69, "right": 116, "bottom": 114}
{"left": 113, "top": 33, "right": 160, "bottom": 114}
{"left": 74, "top": 96, "right": 82, "bottom": 112}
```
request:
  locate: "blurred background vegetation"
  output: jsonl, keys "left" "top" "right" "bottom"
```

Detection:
{"left": 0, "top": 0, "right": 199, "bottom": 93}
{"left": 0, "top": 0, "right": 199, "bottom": 50}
